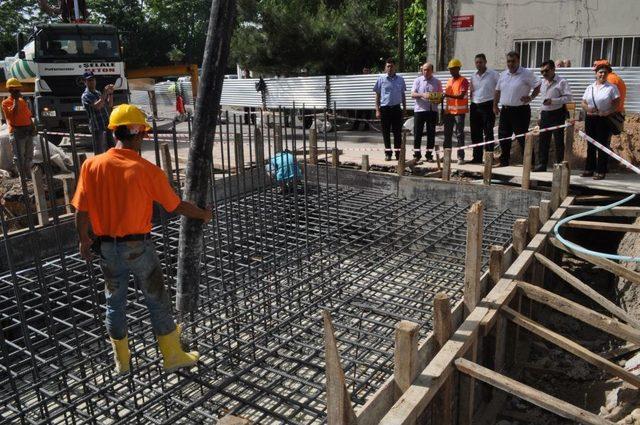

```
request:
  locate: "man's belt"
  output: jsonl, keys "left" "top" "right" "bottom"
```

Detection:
{"left": 97, "top": 233, "right": 150, "bottom": 243}
{"left": 501, "top": 104, "right": 530, "bottom": 109}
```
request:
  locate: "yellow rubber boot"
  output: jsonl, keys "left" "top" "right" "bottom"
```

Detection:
{"left": 110, "top": 336, "right": 130, "bottom": 374}
{"left": 157, "top": 325, "right": 199, "bottom": 372}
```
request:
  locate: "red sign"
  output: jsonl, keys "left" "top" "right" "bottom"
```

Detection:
{"left": 452, "top": 15, "right": 474, "bottom": 31}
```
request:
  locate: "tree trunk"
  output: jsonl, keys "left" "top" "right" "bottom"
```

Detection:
{"left": 176, "top": 0, "right": 237, "bottom": 313}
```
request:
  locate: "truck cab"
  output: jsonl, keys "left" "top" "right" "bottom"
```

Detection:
{"left": 30, "top": 23, "right": 128, "bottom": 141}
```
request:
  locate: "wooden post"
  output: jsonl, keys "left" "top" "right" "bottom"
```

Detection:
{"left": 78, "top": 153, "right": 87, "bottom": 169}
{"left": 550, "top": 164, "right": 562, "bottom": 212}
{"left": 489, "top": 245, "right": 504, "bottom": 289}
{"left": 435, "top": 146, "right": 442, "bottom": 170}
{"left": 564, "top": 120, "right": 574, "bottom": 166}
{"left": 309, "top": 128, "right": 318, "bottom": 165}
{"left": 31, "top": 167, "right": 49, "bottom": 226}
{"left": 274, "top": 124, "right": 283, "bottom": 152}
{"left": 513, "top": 218, "right": 528, "bottom": 255}
{"left": 442, "top": 148, "right": 452, "bottom": 181}
{"left": 254, "top": 127, "right": 265, "bottom": 166}
{"left": 161, "top": 143, "right": 174, "bottom": 183}
{"left": 459, "top": 201, "right": 483, "bottom": 425}
{"left": 394, "top": 320, "right": 420, "bottom": 399}
{"left": 397, "top": 133, "right": 406, "bottom": 176}
{"left": 528, "top": 206, "right": 541, "bottom": 238}
{"left": 464, "top": 201, "right": 484, "bottom": 314}
{"left": 61, "top": 176, "right": 76, "bottom": 214}
{"left": 434, "top": 293, "right": 454, "bottom": 425}
{"left": 331, "top": 148, "right": 339, "bottom": 167}
{"left": 361, "top": 154, "right": 369, "bottom": 171}
{"left": 148, "top": 90, "right": 158, "bottom": 119}
{"left": 539, "top": 200, "right": 551, "bottom": 225}
{"left": 322, "top": 310, "right": 358, "bottom": 425}
{"left": 521, "top": 133, "right": 534, "bottom": 189}
{"left": 234, "top": 133, "right": 244, "bottom": 174}
{"left": 483, "top": 151, "right": 492, "bottom": 185}
{"left": 560, "top": 161, "right": 571, "bottom": 200}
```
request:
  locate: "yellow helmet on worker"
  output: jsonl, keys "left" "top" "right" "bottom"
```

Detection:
{"left": 108, "top": 104, "right": 151, "bottom": 132}
{"left": 447, "top": 58, "right": 462, "bottom": 69}
{"left": 5, "top": 78, "right": 22, "bottom": 89}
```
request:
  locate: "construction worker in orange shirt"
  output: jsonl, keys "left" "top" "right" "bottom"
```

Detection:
{"left": 443, "top": 59, "right": 470, "bottom": 164}
{"left": 71, "top": 104, "right": 212, "bottom": 374}
{"left": 1, "top": 78, "right": 35, "bottom": 178}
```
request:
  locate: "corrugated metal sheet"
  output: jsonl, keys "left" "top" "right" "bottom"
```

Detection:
{"left": 154, "top": 67, "right": 640, "bottom": 113}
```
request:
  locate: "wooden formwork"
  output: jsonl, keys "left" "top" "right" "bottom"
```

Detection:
{"left": 322, "top": 163, "right": 640, "bottom": 425}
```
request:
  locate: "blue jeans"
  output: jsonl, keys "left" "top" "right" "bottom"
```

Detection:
{"left": 99, "top": 240, "right": 176, "bottom": 339}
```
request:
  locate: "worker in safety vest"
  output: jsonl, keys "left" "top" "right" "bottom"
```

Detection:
{"left": 443, "top": 59, "right": 470, "bottom": 164}
{"left": 1, "top": 78, "right": 35, "bottom": 178}
{"left": 71, "top": 104, "right": 212, "bottom": 374}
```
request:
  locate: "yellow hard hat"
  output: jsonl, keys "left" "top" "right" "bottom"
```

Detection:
{"left": 108, "top": 104, "right": 151, "bottom": 131}
{"left": 447, "top": 58, "right": 462, "bottom": 69}
{"left": 5, "top": 78, "right": 22, "bottom": 89}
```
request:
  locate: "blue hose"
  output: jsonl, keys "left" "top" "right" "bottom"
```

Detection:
{"left": 553, "top": 193, "right": 640, "bottom": 262}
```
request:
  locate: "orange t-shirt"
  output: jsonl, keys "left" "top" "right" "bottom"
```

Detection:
{"left": 71, "top": 148, "right": 180, "bottom": 237}
{"left": 607, "top": 72, "right": 626, "bottom": 113}
{"left": 445, "top": 77, "right": 469, "bottom": 114}
{"left": 1, "top": 97, "right": 32, "bottom": 132}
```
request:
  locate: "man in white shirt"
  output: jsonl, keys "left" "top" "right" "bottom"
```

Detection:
{"left": 493, "top": 51, "right": 541, "bottom": 166}
{"left": 470, "top": 53, "right": 500, "bottom": 163}
{"left": 411, "top": 62, "right": 442, "bottom": 162}
{"left": 536, "top": 60, "right": 573, "bottom": 171}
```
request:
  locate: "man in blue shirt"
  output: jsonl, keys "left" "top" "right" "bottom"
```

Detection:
{"left": 81, "top": 71, "right": 115, "bottom": 154}
{"left": 374, "top": 58, "right": 407, "bottom": 161}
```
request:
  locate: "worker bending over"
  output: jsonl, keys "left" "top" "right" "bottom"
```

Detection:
{"left": 267, "top": 149, "right": 302, "bottom": 195}
{"left": 72, "top": 104, "right": 212, "bottom": 374}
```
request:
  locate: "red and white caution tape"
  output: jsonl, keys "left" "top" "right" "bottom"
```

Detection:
{"left": 577, "top": 130, "right": 640, "bottom": 175}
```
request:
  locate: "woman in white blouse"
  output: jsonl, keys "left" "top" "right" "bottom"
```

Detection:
{"left": 580, "top": 62, "right": 620, "bottom": 180}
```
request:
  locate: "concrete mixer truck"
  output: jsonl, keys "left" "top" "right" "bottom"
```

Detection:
{"left": 3, "top": 23, "right": 129, "bottom": 144}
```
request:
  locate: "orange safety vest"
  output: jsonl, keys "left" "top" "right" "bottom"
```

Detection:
{"left": 445, "top": 77, "right": 469, "bottom": 114}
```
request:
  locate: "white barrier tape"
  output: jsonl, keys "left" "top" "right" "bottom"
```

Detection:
{"left": 41, "top": 130, "right": 191, "bottom": 142}
{"left": 577, "top": 130, "right": 640, "bottom": 175}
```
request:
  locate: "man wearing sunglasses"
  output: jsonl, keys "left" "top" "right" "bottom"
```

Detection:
{"left": 536, "top": 60, "right": 573, "bottom": 171}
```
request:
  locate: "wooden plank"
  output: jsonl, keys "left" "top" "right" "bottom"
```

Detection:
{"left": 274, "top": 124, "right": 283, "bottom": 152}
{"left": 234, "top": 133, "right": 245, "bottom": 175}
{"left": 362, "top": 154, "right": 369, "bottom": 171}
{"left": 483, "top": 151, "right": 492, "bottom": 185}
{"left": 566, "top": 205, "right": 640, "bottom": 217}
{"left": 433, "top": 293, "right": 454, "bottom": 425}
{"left": 379, "top": 198, "right": 575, "bottom": 425}
{"left": 31, "top": 167, "right": 49, "bottom": 226}
{"left": 464, "top": 201, "right": 484, "bottom": 314}
{"left": 549, "top": 237, "right": 640, "bottom": 286}
{"left": 442, "top": 148, "right": 451, "bottom": 181}
{"left": 217, "top": 416, "right": 251, "bottom": 425}
{"left": 560, "top": 161, "right": 571, "bottom": 200}
{"left": 539, "top": 199, "right": 551, "bottom": 224}
{"left": 61, "top": 176, "right": 76, "bottom": 215}
{"left": 454, "top": 358, "right": 613, "bottom": 425}
{"left": 516, "top": 280, "right": 640, "bottom": 345}
{"left": 322, "top": 310, "right": 357, "bottom": 425}
{"left": 534, "top": 253, "right": 640, "bottom": 328}
{"left": 254, "top": 127, "right": 265, "bottom": 166}
{"left": 397, "top": 133, "right": 406, "bottom": 175}
{"left": 394, "top": 320, "right": 420, "bottom": 399}
{"left": 564, "top": 220, "right": 640, "bottom": 233}
{"left": 521, "top": 133, "right": 534, "bottom": 189}
{"left": 564, "top": 120, "right": 574, "bottom": 166}
{"left": 502, "top": 305, "right": 640, "bottom": 388}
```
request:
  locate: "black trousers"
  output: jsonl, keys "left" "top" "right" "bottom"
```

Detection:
{"left": 538, "top": 108, "right": 567, "bottom": 169}
{"left": 413, "top": 110, "right": 437, "bottom": 159}
{"left": 380, "top": 105, "right": 403, "bottom": 157}
{"left": 585, "top": 115, "right": 612, "bottom": 174}
{"left": 470, "top": 101, "right": 496, "bottom": 161}
{"left": 498, "top": 105, "right": 531, "bottom": 166}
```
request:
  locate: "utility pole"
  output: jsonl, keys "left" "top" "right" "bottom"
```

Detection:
{"left": 397, "top": 0, "right": 405, "bottom": 71}
{"left": 176, "top": 0, "right": 237, "bottom": 313}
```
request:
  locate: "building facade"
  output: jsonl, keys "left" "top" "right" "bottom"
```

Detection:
{"left": 426, "top": 0, "right": 640, "bottom": 70}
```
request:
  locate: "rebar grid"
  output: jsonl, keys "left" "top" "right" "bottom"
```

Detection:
{"left": 0, "top": 180, "right": 519, "bottom": 424}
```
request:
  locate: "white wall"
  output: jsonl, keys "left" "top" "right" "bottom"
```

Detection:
{"left": 427, "top": 0, "right": 640, "bottom": 70}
